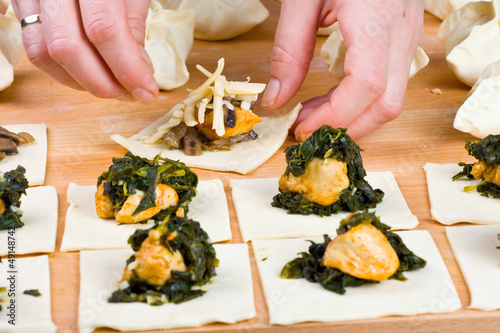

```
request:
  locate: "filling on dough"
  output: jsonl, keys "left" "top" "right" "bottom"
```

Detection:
{"left": 453, "top": 134, "right": 500, "bottom": 197}
{"left": 108, "top": 216, "right": 218, "bottom": 305}
{"left": 0, "top": 126, "right": 35, "bottom": 161}
{"left": 280, "top": 213, "right": 426, "bottom": 294}
{"left": 95, "top": 152, "right": 198, "bottom": 224}
{"left": 0, "top": 165, "right": 28, "bottom": 230}
{"left": 143, "top": 58, "right": 266, "bottom": 156}
{"left": 272, "top": 126, "right": 384, "bottom": 216}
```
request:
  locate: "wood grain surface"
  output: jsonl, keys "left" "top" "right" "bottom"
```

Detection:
{"left": 1, "top": 1, "right": 496, "bottom": 332}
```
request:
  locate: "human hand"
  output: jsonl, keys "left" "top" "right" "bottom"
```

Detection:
{"left": 11, "top": 0, "right": 158, "bottom": 104}
{"left": 262, "top": 0, "right": 424, "bottom": 141}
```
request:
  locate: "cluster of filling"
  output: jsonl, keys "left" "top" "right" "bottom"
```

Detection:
{"left": 0, "top": 165, "right": 28, "bottom": 230}
{"left": 0, "top": 126, "right": 35, "bottom": 161}
{"left": 144, "top": 58, "right": 266, "bottom": 155}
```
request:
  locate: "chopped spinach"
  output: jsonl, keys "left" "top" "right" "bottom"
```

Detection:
{"left": 109, "top": 215, "right": 218, "bottom": 305}
{"left": 272, "top": 126, "right": 384, "bottom": 216}
{"left": 23, "top": 289, "right": 41, "bottom": 297}
{"left": 281, "top": 213, "right": 426, "bottom": 294}
{"left": 453, "top": 135, "right": 500, "bottom": 198}
{"left": 0, "top": 166, "right": 28, "bottom": 230}
{"left": 97, "top": 152, "right": 198, "bottom": 219}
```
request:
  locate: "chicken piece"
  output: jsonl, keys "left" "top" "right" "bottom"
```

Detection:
{"left": 279, "top": 157, "right": 349, "bottom": 206}
{"left": 0, "top": 198, "right": 5, "bottom": 215}
{"left": 195, "top": 106, "right": 262, "bottom": 141}
{"left": 114, "top": 184, "right": 179, "bottom": 224}
{"left": 471, "top": 161, "right": 500, "bottom": 186}
{"left": 95, "top": 183, "right": 115, "bottom": 218}
{"left": 323, "top": 224, "right": 399, "bottom": 281}
{"left": 121, "top": 229, "right": 186, "bottom": 286}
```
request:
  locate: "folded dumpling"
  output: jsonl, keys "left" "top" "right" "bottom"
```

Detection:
{"left": 0, "top": 4, "right": 23, "bottom": 91}
{"left": 320, "top": 23, "right": 429, "bottom": 81}
{"left": 166, "top": 0, "right": 269, "bottom": 41}
{"left": 145, "top": 1, "right": 196, "bottom": 90}
{"left": 423, "top": 0, "right": 489, "bottom": 20}
{"left": 438, "top": 0, "right": 500, "bottom": 87}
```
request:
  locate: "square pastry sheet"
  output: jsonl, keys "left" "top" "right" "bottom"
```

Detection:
{"left": 78, "top": 244, "right": 255, "bottom": 333}
{"left": 60, "top": 179, "right": 231, "bottom": 252}
{"left": 0, "top": 186, "right": 58, "bottom": 255}
{"left": 111, "top": 104, "right": 301, "bottom": 175}
{"left": 424, "top": 163, "right": 500, "bottom": 225}
{"left": 1, "top": 124, "right": 47, "bottom": 186}
{"left": 0, "top": 255, "right": 57, "bottom": 333}
{"left": 231, "top": 171, "right": 418, "bottom": 242}
{"left": 446, "top": 225, "right": 500, "bottom": 310}
{"left": 252, "top": 230, "right": 461, "bottom": 325}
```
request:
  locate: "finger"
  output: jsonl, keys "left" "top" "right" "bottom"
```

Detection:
{"left": 12, "top": 0, "right": 84, "bottom": 91}
{"left": 40, "top": 0, "right": 137, "bottom": 100}
{"left": 290, "top": 86, "right": 336, "bottom": 132}
{"left": 261, "top": 0, "right": 323, "bottom": 109}
{"left": 124, "top": 0, "right": 153, "bottom": 70}
{"left": 295, "top": 10, "right": 391, "bottom": 140}
{"left": 80, "top": 0, "right": 158, "bottom": 104}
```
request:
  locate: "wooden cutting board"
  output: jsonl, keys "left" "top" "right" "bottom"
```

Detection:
{"left": 1, "top": 1, "right": 496, "bottom": 332}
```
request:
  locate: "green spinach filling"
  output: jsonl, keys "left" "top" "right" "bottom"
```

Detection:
{"left": 108, "top": 216, "right": 218, "bottom": 305}
{"left": 280, "top": 213, "right": 426, "bottom": 294}
{"left": 97, "top": 152, "right": 198, "bottom": 219}
{"left": 453, "top": 135, "right": 500, "bottom": 198}
{"left": 272, "top": 126, "right": 384, "bottom": 216}
{"left": 0, "top": 166, "right": 28, "bottom": 230}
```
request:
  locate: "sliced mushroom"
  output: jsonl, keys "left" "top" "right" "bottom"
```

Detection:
{"left": 162, "top": 122, "right": 187, "bottom": 150}
{"left": 16, "top": 132, "right": 35, "bottom": 144}
{"left": 0, "top": 127, "right": 27, "bottom": 145}
{"left": 183, "top": 127, "right": 202, "bottom": 156}
{"left": 0, "top": 137, "right": 18, "bottom": 154}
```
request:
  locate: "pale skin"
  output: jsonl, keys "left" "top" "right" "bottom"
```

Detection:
{"left": 12, "top": 0, "right": 423, "bottom": 140}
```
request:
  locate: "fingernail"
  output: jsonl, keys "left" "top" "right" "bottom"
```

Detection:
{"left": 262, "top": 77, "right": 280, "bottom": 107}
{"left": 132, "top": 88, "right": 155, "bottom": 104}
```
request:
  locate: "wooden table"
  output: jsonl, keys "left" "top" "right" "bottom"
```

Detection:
{"left": 1, "top": 1, "right": 497, "bottom": 332}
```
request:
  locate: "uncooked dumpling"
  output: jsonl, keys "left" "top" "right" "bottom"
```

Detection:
{"left": 438, "top": 0, "right": 500, "bottom": 87}
{"left": 320, "top": 23, "right": 429, "bottom": 81}
{"left": 423, "top": 0, "right": 489, "bottom": 20}
{"left": 145, "top": 0, "right": 196, "bottom": 90}
{"left": 165, "top": 0, "right": 269, "bottom": 41}
{"left": 0, "top": 4, "right": 23, "bottom": 91}
{"left": 454, "top": 60, "right": 500, "bottom": 138}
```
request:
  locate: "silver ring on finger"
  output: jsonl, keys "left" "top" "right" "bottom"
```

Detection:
{"left": 20, "top": 14, "right": 42, "bottom": 29}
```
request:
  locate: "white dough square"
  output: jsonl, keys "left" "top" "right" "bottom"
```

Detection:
{"left": 0, "top": 186, "right": 58, "bottom": 255}
{"left": 1, "top": 124, "right": 47, "bottom": 186}
{"left": 111, "top": 104, "right": 301, "bottom": 175}
{"left": 446, "top": 225, "right": 500, "bottom": 310}
{"left": 424, "top": 163, "right": 500, "bottom": 224}
{"left": 231, "top": 171, "right": 419, "bottom": 242}
{"left": 252, "top": 230, "right": 461, "bottom": 325}
{"left": 60, "top": 179, "right": 231, "bottom": 252}
{"left": 0, "top": 255, "right": 57, "bottom": 333}
{"left": 78, "top": 244, "right": 256, "bottom": 333}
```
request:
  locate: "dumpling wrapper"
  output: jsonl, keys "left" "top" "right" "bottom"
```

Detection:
{"left": 453, "top": 60, "right": 500, "bottom": 138}
{"left": 446, "top": 225, "right": 500, "bottom": 311}
{"left": 145, "top": 1, "right": 196, "bottom": 90}
{"left": 253, "top": 230, "right": 461, "bottom": 325}
{"left": 424, "top": 162, "right": 500, "bottom": 225}
{"left": 0, "top": 6, "right": 23, "bottom": 91}
{"left": 60, "top": 179, "right": 231, "bottom": 252}
{"left": 320, "top": 22, "right": 429, "bottom": 80}
{"left": 0, "top": 124, "right": 47, "bottom": 186}
{"left": 0, "top": 186, "right": 58, "bottom": 256}
{"left": 231, "top": 171, "right": 419, "bottom": 242}
{"left": 167, "top": 0, "right": 269, "bottom": 41}
{"left": 0, "top": 255, "right": 57, "bottom": 333}
{"left": 111, "top": 103, "right": 301, "bottom": 174}
{"left": 78, "top": 244, "right": 256, "bottom": 333}
{"left": 438, "top": 0, "right": 500, "bottom": 87}
{"left": 423, "top": 0, "right": 489, "bottom": 20}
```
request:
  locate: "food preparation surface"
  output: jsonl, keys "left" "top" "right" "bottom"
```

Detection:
{"left": 1, "top": 1, "right": 495, "bottom": 332}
